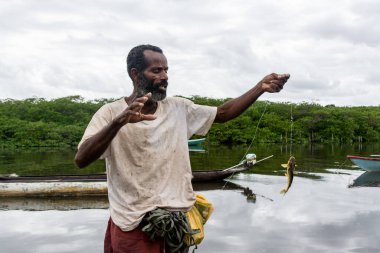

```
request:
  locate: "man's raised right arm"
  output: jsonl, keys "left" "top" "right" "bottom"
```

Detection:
{"left": 75, "top": 93, "right": 156, "bottom": 168}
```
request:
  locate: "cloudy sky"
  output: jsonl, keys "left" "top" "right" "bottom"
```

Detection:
{"left": 1, "top": 0, "right": 379, "bottom": 106}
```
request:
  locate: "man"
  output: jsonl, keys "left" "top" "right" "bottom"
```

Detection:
{"left": 75, "top": 44, "right": 289, "bottom": 252}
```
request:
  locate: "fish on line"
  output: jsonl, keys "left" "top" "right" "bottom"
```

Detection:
{"left": 280, "top": 156, "right": 296, "bottom": 195}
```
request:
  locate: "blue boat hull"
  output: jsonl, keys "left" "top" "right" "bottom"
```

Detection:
{"left": 347, "top": 155, "right": 380, "bottom": 172}
{"left": 188, "top": 138, "right": 206, "bottom": 146}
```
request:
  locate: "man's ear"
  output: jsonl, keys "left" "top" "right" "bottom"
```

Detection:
{"left": 130, "top": 68, "right": 141, "bottom": 84}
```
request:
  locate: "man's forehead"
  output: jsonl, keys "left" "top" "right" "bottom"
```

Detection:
{"left": 143, "top": 50, "right": 167, "bottom": 66}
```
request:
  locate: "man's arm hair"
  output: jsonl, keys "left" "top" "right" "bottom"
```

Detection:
{"left": 215, "top": 84, "right": 264, "bottom": 123}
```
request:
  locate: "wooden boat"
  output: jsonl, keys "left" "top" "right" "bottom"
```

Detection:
{"left": 188, "top": 138, "right": 206, "bottom": 146}
{"left": 347, "top": 155, "right": 380, "bottom": 172}
{"left": 0, "top": 161, "right": 255, "bottom": 197}
{"left": 0, "top": 181, "right": 255, "bottom": 211}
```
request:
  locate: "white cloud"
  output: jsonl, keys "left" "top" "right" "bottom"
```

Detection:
{"left": 0, "top": 0, "right": 379, "bottom": 106}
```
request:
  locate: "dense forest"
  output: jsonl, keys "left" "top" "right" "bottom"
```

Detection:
{"left": 0, "top": 96, "right": 379, "bottom": 147}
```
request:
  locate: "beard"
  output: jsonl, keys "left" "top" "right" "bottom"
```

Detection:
{"left": 136, "top": 74, "right": 168, "bottom": 102}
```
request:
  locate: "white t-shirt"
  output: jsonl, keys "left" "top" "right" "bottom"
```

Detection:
{"left": 78, "top": 96, "right": 217, "bottom": 231}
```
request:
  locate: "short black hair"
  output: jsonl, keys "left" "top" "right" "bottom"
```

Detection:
{"left": 126, "top": 44, "right": 163, "bottom": 78}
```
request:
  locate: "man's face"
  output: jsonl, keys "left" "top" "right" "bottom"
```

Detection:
{"left": 136, "top": 50, "right": 169, "bottom": 102}
{"left": 137, "top": 72, "right": 167, "bottom": 102}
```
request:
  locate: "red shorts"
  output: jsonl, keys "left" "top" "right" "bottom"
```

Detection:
{"left": 104, "top": 217, "right": 164, "bottom": 253}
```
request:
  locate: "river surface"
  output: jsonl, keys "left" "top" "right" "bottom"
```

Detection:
{"left": 1, "top": 143, "right": 380, "bottom": 253}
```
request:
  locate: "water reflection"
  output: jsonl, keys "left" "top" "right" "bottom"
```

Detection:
{"left": 200, "top": 173, "right": 380, "bottom": 253}
{"left": 1, "top": 143, "right": 379, "bottom": 176}
{"left": 349, "top": 171, "right": 380, "bottom": 187}
{"left": 1, "top": 144, "right": 380, "bottom": 252}
{"left": 1, "top": 172, "right": 380, "bottom": 252}
{"left": 194, "top": 181, "right": 268, "bottom": 204}
{"left": 188, "top": 146, "right": 206, "bottom": 153}
{"left": 0, "top": 196, "right": 109, "bottom": 211}
{"left": 0, "top": 209, "right": 108, "bottom": 253}
{"left": 0, "top": 148, "right": 105, "bottom": 176}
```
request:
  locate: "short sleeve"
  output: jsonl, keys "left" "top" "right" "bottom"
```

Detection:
{"left": 184, "top": 99, "right": 217, "bottom": 138}
{"left": 77, "top": 105, "right": 112, "bottom": 159}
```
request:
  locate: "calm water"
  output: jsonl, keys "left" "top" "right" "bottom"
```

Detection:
{"left": 1, "top": 143, "right": 380, "bottom": 253}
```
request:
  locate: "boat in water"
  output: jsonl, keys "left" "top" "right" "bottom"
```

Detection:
{"left": 0, "top": 181, "right": 260, "bottom": 211}
{"left": 0, "top": 154, "right": 260, "bottom": 197}
{"left": 188, "top": 138, "right": 206, "bottom": 146}
{"left": 347, "top": 155, "right": 380, "bottom": 172}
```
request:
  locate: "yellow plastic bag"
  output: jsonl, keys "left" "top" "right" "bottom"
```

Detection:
{"left": 194, "top": 193, "right": 214, "bottom": 223}
{"left": 184, "top": 194, "right": 214, "bottom": 246}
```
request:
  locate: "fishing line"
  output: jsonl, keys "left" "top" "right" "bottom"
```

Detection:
{"left": 239, "top": 101, "right": 270, "bottom": 163}
{"left": 289, "top": 103, "right": 294, "bottom": 156}
{"left": 333, "top": 158, "right": 357, "bottom": 185}
{"left": 222, "top": 101, "right": 270, "bottom": 189}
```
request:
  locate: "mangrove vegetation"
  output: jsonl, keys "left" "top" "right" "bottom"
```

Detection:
{"left": 0, "top": 96, "right": 379, "bottom": 147}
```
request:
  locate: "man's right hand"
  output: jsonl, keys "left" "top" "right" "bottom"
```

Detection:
{"left": 259, "top": 73, "right": 290, "bottom": 93}
{"left": 116, "top": 93, "right": 157, "bottom": 125}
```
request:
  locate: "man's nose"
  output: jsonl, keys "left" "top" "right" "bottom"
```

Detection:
{"left": 160, "top": 71, "right": 168, "bottom": 80}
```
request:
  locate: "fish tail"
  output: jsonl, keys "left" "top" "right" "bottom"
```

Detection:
{"left": 280, "top": 188, "right": 287, "bottom": 195}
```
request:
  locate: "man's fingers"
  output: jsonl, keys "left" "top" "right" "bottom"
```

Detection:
{"left": 141, "top": 114, "right": 157, "bottom": 121}
{"left": 129, "top": 102, "right": 144, "bottom": 112}
{"left": 134, "top": 96, "right": 148, "bottom": 104}
{"left": 270, "top": 73, "right": 290, "bottom": 81}
{"left": 129, "top": 111, "right": 156, "bottom": 121}
{"left": 129, "top": 92, "right": 153, "bottom": 113}
{"left": 277, "top": 73, "right": 290, "bottom": 80}
{"left": 122, "top": 92, "right": 156, "bottom": 123}
{"left": 134, "top": 92, "right": 152, "bottom": 103}
{"left": 269, "top": 79, "right": 285, "bottom": 89}
{"left": 270, "top": 80, "right": 282, "bottom": 85}
{"left": 261, "top": 73, "right": 290, "bottom": 93}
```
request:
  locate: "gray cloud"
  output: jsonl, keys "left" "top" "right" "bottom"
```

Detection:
{"left": 0, "top": 0, "right": 379, "bottom": 105}
{"left": 305, "top": 1, "right": 380, "bottom": 47}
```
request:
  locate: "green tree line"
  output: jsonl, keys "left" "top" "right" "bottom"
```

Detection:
{"left": 0, "top": 96, "right": 379, "bottom": 147}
